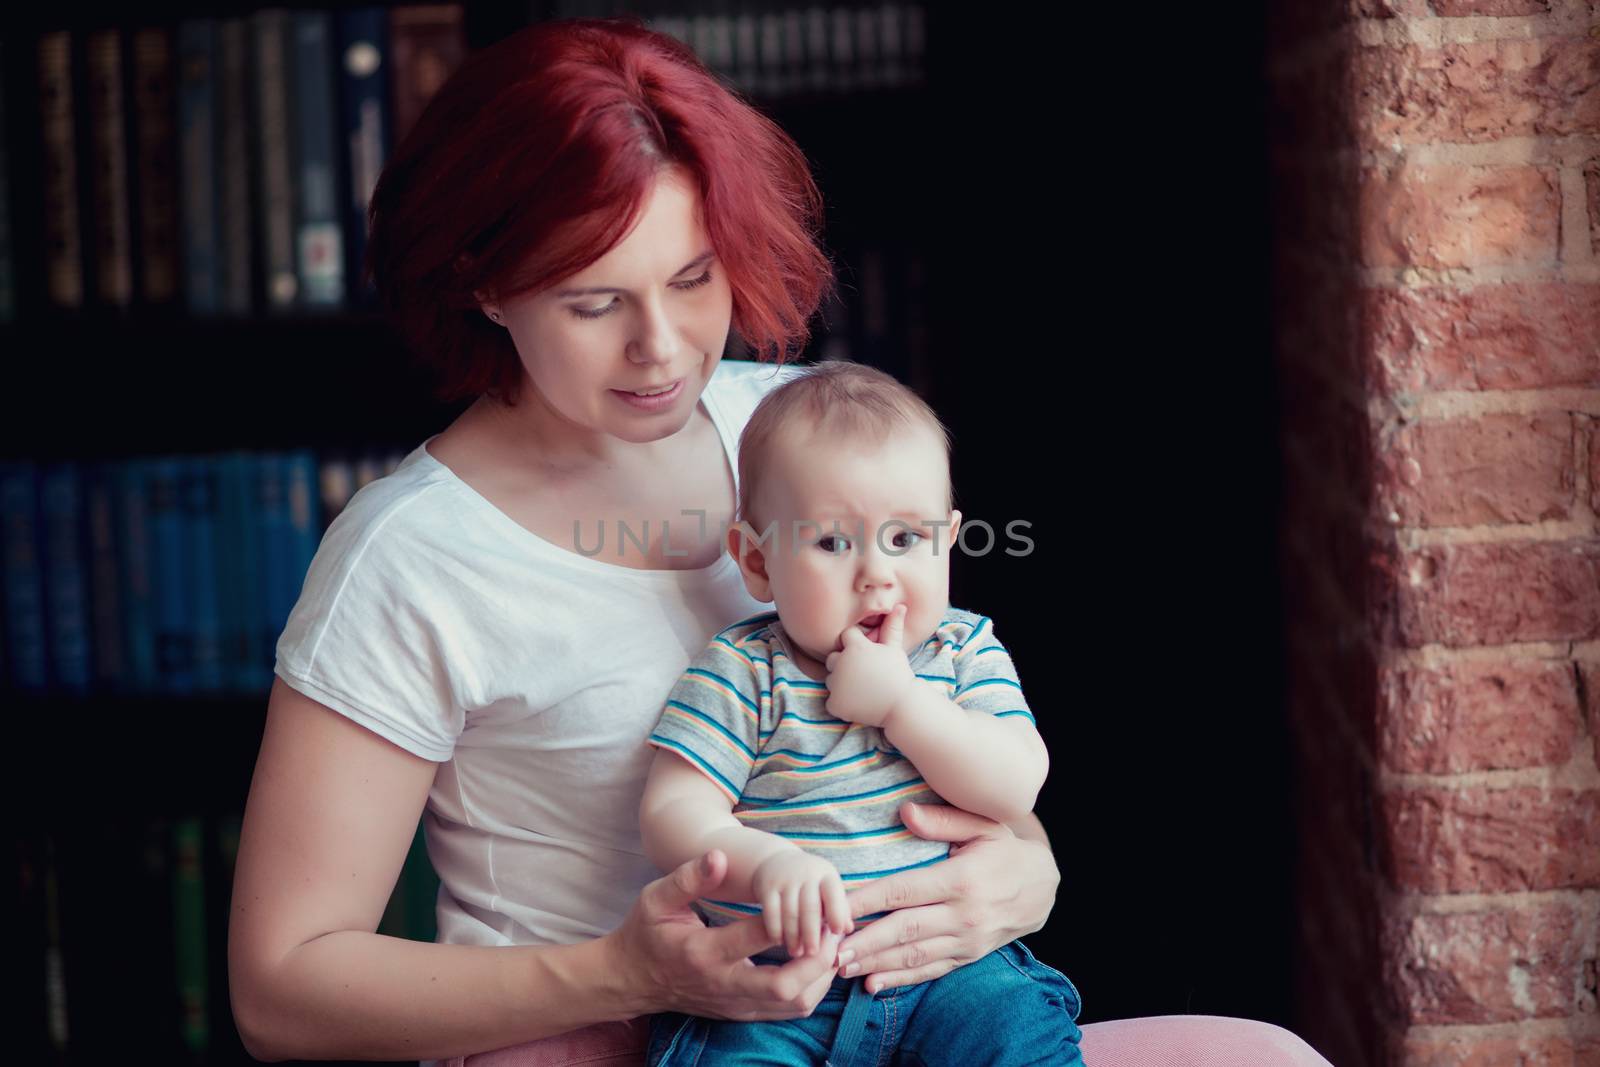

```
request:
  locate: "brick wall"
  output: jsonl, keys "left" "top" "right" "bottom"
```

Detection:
{"left": 1269, "top": 1, "right": 1600, "bottom": 1064}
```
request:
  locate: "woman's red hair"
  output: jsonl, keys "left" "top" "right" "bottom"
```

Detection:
{"left": 366, "top": 16, "right": 835, "bottom": 403}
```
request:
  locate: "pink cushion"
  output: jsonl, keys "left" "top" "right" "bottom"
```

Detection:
{"left": 445, "top": 1014, "right": 1332, "bottom": 1066}
{"left": 1079, "top": 1015, "right": 1333, "bottom": 1066}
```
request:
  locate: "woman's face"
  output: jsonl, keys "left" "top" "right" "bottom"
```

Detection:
{"left": 487, "top": 167, "right": 733, "bottom": 448}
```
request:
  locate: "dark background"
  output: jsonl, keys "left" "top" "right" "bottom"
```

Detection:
{"left": 924, "top": 4, "right": 1290, "bottom": 1030}
{"left": 2, "top": 0, "right": 1291, "bottom": 1055}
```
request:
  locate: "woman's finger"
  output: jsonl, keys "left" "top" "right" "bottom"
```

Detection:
{"left": 898, "top": 800, "right": 1012, "bottom": 845}
{"left": 859, "top": 956, "right": 962, "bottom": 995}
{"left": 782, "top": 884, "right": 800, "bottom": 956}
{"left": 800, "top": 882, "right": 822, "bottom": 957}
{"left": 844, "top": 863, "right": 958, "bottom": 922}
{"left": 763, "top": 890, "right": 783, "bottom": 946}
{"left": 838, "top": 903, "right": 955, "bottom": 961}
{"left": 840, "top": 934, "right": 965, "bottom": 982}
{"left": 824, "top": 878, "right": 852, "bottom": 938}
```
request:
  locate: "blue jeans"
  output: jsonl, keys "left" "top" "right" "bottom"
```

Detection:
{"left": 647, "top": 939, "right": 1082, "bottom": 1066}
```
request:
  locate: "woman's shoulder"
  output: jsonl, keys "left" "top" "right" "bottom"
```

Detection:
{"left": 312, "top": 443, "right": 473, "bottom": 570}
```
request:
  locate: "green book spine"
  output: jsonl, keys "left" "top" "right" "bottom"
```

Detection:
{"left": 171, "top": 817, "right": 209, "bottom": 1056}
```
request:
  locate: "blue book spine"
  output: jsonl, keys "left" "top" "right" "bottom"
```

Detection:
{"left": 83, "top": 463, "right": 126, "bottom": 690}
{"left": 148, "top": 458, "right": 191, "bottom": 694}
{"left": 284, "top": 451, "right": 321, "bottom": 608}
{"left": 336, "top": 9, "right": 387, "bottom": 307}
{"left": 115, "top": 461, "right": 157, "bottom": 692}
{"left": 39, "top": 464, "right": 92, "bottom": 693}
{"left": 257, "top": 453, "right": 290, "bottom": 675}
{"left": 177, "top": 21, "right": 220, "bottom": 315}
{"left": 0, "top": 464, "right": 48, "bottom": 690}
{"left": 215, "top": 453, "right": 245, "bottom": 692}
{"left": 292, "top": 12, "right": 345, "bottom": 308}
{"left": 183, "top": 459, "right": 224, "bottom": 693}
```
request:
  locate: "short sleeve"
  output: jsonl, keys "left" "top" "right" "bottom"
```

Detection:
{"left": 274, "top": 491, "right": 466, "bottom": 762}
{"left": 951, "top": 617, "right": 1035, "bottom": 727}
{"left": 647, "top": 637, "right": 764, "bottom": 804}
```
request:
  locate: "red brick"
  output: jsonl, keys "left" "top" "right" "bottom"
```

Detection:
{"left": 1587, "top": 159, "right": 1599, "bottom": 258}
{"left": 1382, "top": 901, "right": 1588, "bottom": 1023}
{"left": 1361, "top": 164, "right": 1561, "bottom": 268}
{"left": 1378, "top": 659, "right": 1581, "bottom": 772}
{"left": 1381, "top": 787, "right": 1600, "bottom": 891}
{"left": 1376, "top": 412, "right": 1574, "bottom": 527}
{"left": 1394, "top": 1030, "right": 1600, "bottom": 1067}
{"left": 1355, "top": 39, "right": 1600, "bottom": 146}
{"left": 1365, "top": 283, "right": 1600, "bottom": 394}
{"left": 1430, "top": 0, "right": 1551, "bottom": 14}
{"left": 1581, "top": 661, "right": 1600, "bottom": 770}
{"left": 1392, "top": 541, "right": 1600, "bottom": 647}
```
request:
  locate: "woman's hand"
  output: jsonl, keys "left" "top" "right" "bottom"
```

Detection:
{"left": 836, "top": 802, "right": 1059, "bottom": 994}
{"left": 605, "top": 849, "right": 843, "bottom": 1022}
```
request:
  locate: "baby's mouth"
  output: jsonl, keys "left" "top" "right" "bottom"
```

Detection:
{"left": 854, "top": 613, "right": 888, "bottom": 643}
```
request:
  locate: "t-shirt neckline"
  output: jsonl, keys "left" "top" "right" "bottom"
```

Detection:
{"left": 415, "top": 385, "right": 743, "bottom": 587}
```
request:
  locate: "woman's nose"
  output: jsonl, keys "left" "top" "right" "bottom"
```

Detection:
{"left": 627, "top": 294, "right": 683, "bottom": 365}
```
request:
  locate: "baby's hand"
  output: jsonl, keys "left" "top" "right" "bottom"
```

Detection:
{"left": 823, "top": 604, "right": 914, "bottom": 729}
{"left": 750, "top": 849, "right": 854, "bottom": 959}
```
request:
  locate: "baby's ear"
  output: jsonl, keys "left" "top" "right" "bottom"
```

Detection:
{"left": 726, "top": 523, "right": 775, "bottom": 603}
{"left": 948, "top": 509, "right": 962, "bottom": 546}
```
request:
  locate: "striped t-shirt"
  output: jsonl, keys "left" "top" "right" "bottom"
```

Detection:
{"left": 646, "top": 605, "right": 1036, "bottom": 932}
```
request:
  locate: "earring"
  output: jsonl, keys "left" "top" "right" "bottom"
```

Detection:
{"left": 488, "top": 311, "right": 502, "bottom": 324}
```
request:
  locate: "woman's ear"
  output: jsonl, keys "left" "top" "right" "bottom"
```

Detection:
{"left": 472, "top": 286, "right": 504, "bottom": 326}
{"left": 726, "top": 522, "right": 775, "bottom": 603}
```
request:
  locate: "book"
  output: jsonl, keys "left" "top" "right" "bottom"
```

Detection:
{"left": 148, "top": 457, "right": 192, "bottom": 694}
{"left": 38, "top": 463, "right": 92, "bottom": 693}
{"left": 1, "top": 462, "right": 48, "bottom": 690}
{"left": 84, "top": 28, "right": 133, "bottom": 307}
{"left": 182, "top": 457, "right": 224, "bottom": 692}
{"left": 337, "top": 8, "right": 389, "bottom": 306}
{"left": 292, "top": 11, "right": 346, "bottom": 309}
{"left": 252, "top": 9, "right": 299, "bottom": 311}
{"left": 389, "top": 4, "right": 467, "bottom": 149}
{"left": 171, "top": 816, "right": 210, "bottom": 1058}
{"left": 38, "top": 31, "right": 84, "bottom": 309}
{"left": 84, "top": 464, "right": 126, "bottom": 697}
{"left": 0, "top": 38, "right": 16, "bottom": 322}
{"left": 129, "top": 27, "right": 180, "bottom": 307}
{"left": 216, "top": 18, "right": 256, "bottom": 315}
{"left": 115, "top": 459, "right": 158, "bottom": 692}
{"left": 177, "top": 21, "right": 221, "bottom": 315}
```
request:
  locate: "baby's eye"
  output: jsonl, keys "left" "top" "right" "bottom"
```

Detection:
{"left": 892, "top": 530, "right": 924, "bottom": 550}
{"left": 817, "top": 535, "right": 851, "bottom": 555}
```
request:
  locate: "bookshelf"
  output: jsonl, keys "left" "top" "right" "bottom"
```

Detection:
{"left": 2, "top": 2, "right": 937, "bottom": 1063}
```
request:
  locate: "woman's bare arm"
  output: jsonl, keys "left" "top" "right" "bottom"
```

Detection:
{"left": 228, "top": 679, "right": 638, "bottom": 1062}
{"left": 230, "top": 680, "right": 852, "bottom": 1061}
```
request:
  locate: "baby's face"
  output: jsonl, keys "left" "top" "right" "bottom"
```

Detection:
{"left": 742, "top": 424, "right": 959, "bottom": 674}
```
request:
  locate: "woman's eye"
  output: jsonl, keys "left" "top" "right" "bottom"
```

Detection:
{"left": 570, "top": 300, "right": 617, "bottom": 320}
{"left": 566, "top": 271, "right": 714, "bottom": 322}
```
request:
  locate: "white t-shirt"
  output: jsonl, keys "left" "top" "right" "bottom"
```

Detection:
{"left": 274, "top": 358, "right": 809, "bottom": 950}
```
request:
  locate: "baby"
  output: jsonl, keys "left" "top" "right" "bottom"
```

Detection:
{"left": 638, "top": 361, "right": 1082, "bottom": 1066}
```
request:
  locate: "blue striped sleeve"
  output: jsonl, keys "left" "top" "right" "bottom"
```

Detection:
{"left": 951, "top": 617, "right": 1036, "bottom": 726}
{"left": 647, "top": 636, "right": 764, "bottom": 802}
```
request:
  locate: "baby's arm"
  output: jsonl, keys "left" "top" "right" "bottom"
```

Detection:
{"left": 882, "top": 687, "right": 1048, "bottom": 825}
{"left": 639, "top": 749, "right": 852, "bottom": 956}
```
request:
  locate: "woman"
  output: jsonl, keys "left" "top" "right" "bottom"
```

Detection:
{"left": 227, "top": 18, "right": 1330, "bottom": 1066}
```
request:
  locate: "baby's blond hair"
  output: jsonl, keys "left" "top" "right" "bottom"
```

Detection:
{"left": 736, "top": 361, "right": 954, "bottom": 531}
